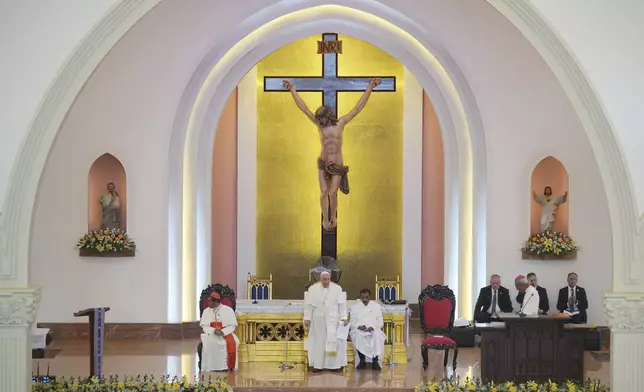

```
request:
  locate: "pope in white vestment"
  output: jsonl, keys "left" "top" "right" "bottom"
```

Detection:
{"left": 200, "top": 292, "right": 239, "bottom": 371}
{"left": 304, "top": 271, "right": 348, "bottom": 371}
{"left": 349, "top": 289, "right": 386, "bottom": 370}
{"left": 516, "top": 275, "right": 540, "bottom": 316}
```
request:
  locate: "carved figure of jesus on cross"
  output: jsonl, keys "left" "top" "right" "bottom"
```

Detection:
{"left": 263, "top": 33, "right": 396, "bottom": 259}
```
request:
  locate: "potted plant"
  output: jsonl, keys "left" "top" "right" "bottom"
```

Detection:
{"left": 77, "top": 228, "right": 136, "bottom": 257}
{"left": 521, "top": 230, "right": 578, "bottom": 260}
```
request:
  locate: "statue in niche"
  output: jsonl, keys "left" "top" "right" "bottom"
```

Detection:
{"left": 100, "top": 182, "right": 122, "bottom": 230}
{"left": 533, "top": 186, "right": 567, "bottom": 232}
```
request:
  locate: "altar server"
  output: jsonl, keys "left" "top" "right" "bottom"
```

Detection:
{"left": 304, "top": 270, "right": 348, "bottom": 371}
{"left": 516, "top": 275, "right": 540, "bottom": 316}
{"left": 349, "top": 288, "right": 385, "bottom": 370}
{"left": 200, "top": 292, "right": 239, "bottom": 372}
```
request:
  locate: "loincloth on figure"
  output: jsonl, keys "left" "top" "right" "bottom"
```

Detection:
{"left": 317, "top": 157, "right": 350, "bottom": 195}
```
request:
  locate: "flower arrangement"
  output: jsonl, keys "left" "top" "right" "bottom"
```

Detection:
{"left": 522, "top": 230, "right": 578, "bottom": 259}
{"left": 414, "top": 378, "right": 608, "bottom": 392}
{"left": 32, "top": 375, "right": 233, "bottom": 392}
{"left": 77, "top": 228, "right": 136, "bottom": 253}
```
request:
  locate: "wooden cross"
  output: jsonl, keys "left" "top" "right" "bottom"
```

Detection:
{"left": 263, "top": 33, "right": 396, "bottom": 258}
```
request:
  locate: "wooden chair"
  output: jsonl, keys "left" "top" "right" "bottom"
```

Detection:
{"left": 247, "top": 272, "right": 273, "bottom": 300}
{"left": 419, "top": 284, "right": 458, "bottom": 370}
{"left": 197, "top": 283, "right": 236, "bottom": 371}
{"left": 375, "top": 274, "right": 400, "bottom": 302}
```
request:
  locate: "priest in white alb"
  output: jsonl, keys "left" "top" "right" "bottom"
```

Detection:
{"left": 304, "top": 270, "right": 348, "bottom": 372}
{"left": 199, "top": 292, "right": 239, "bottom": 372}
{"left": 515, "top": 275, "right": 540, "bottom": 316}
{"left": 349, "top": 288, "right": 386, "bottom": 370}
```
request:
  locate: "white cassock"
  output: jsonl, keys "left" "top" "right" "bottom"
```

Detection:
{"left": 200, "top": 304, "right": 239, "bottom": 371}
{"left": 349, "top": 300, "right": 386, "bottom": 365}
{"left": 304, "top": 282, "right": 348, "bottom": 370}
{"left": 521, "top": 285, "right": 540, "bottom": 316}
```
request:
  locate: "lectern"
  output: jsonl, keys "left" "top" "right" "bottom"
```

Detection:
{"left": 74, "top": 307, "right": 110, "bottom": 378}
{"left": 478, "top": 315, "right": 585, "bottom": 383}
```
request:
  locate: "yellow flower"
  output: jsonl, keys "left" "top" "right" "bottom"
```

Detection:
{"left": 509, "top": 387, "right": 517, "bottom": 392}
{"left": 551, "top": 384, "right": 558, "bottom": 391}
{"left": 466, "top": 382, "right": 476, "bottom": 390}
{"left": 425, "top": 382, "right": 438, "bottom": 392}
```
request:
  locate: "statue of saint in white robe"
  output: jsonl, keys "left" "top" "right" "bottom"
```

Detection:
{"left": 349, "top": 300, "right": 386, "bottom": 365}
{"left": 533, "top": 191, "right": 567, "bottom": 232}
{"left": 520, "top": 285, "right": 540, "bottom": 316}
{"left": 200, "top": 304, "right": 239, "bottom": 371}
{"left": 304, "top": 282, "right": 348, "bottom": 370}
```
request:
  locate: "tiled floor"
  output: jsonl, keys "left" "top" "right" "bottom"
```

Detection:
{"left": 33, "top": 335, "right": 610, "bottom": 389}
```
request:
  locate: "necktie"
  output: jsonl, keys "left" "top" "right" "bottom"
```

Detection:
{"left": 569, "top": 288, "right": 575, "bottom": 311}
{"left": 491, "top": 290, "right": 497, "bottom": 315}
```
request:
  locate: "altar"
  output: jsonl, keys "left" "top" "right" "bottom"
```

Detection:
{"left": 233, "top": 299, "right": 411, "bottom": 364}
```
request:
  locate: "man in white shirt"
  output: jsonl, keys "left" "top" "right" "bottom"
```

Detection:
{"left": 515, "top": 275, "right": 540, "bottom": 316}
{"left": 199, "top": 292, "right": 239, "bottom": 372}
{"left": 304, "top": 270, "right": 348, "bottom": 372}
{"left": 349, "top": 288, "right": 386, "bottom": 370}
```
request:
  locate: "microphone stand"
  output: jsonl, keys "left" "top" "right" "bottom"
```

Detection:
{"left": 279, "top": 302, "right": 299, "bottom": 370}
{"left": 518, "top": 293, "right": 534, "bottom": 317}
{"left": 379, "top": 301, "right": 399, "bottom": 368}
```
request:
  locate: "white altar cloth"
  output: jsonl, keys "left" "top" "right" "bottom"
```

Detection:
{"left": 235, "top": 299, "right": 412, "bottom": 345}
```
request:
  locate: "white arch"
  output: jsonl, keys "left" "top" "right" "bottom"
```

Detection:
{"left": 487, "top": 1, "right": 638, "bottom": 288}
{"left": 165, "top": 5, "right": 483, "bottom": 321}
{"left": 1, "top": 0, "right": 634, "bottom": 324}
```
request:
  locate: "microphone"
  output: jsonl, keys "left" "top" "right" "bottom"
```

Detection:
{"left": 519, "top": 293, "right": 534, "bottom": 317}
{"left": 377, "top": 301, "right": 400, "bottom": 367}
{"left": 279, "top": 302, "right": 299, "bottom": 370}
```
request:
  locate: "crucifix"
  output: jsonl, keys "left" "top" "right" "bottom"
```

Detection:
{"left": 263, "top": 33, "right": 396, "bottom": 259}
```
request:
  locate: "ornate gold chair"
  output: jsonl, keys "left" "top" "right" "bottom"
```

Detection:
{"left": 375, "top": 274, "right": 400, "bottom": 302}
{"left": 247, "top": 272, "right": 273, "bottom": 300}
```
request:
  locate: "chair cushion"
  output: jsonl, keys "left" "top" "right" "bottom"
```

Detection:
{"left": 422, "top": 335, "right": 456, "bottom": 346}
{"left": 422, "top": 297, "right": 452, "bottom": 329}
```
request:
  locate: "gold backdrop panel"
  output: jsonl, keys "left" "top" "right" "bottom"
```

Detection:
{"left": 257, "top": 36, "right": 322, "bottom": 298}
{"left": 256, "top": 35, "right": 403, "bottom": 299}
{"left": 336, "top": 36, "right": 403, "bottom": 299}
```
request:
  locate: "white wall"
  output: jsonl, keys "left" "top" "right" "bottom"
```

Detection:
{"left": 531, "top": 0, "right": 644, "bottom": 216}
{"left": 27, "top": 0, "right": 611, "bottom": 323}
{"left": 0, "top": 0, "right": 118, "bottom": 211}
{"left": 388, "top": 0, "right": 612, "bottom": 323}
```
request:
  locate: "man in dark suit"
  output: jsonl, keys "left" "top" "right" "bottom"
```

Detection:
{"left": 556, "top": 272, "right": 588, "bottom": 324}
{"left": 473, "top": 274, "right": 513, "bottom": 322}
{"left": 516, "top": 272, "right": 550, "bottom": 314}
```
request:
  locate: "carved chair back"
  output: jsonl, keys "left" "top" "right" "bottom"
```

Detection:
{"left": 199, "top": 283, "right": 236, "bottom": 317}
{"left": 418, "top": 284, "right": 456, "bottom": 337}
{"left": 375, "top": 274, "right": 400, "bottom": 302}
{"left": 247, "top": 272, "right": 273, "bottom": 300}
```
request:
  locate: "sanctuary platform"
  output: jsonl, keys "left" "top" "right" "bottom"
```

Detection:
{"left": 234, "top": 299, "right": 410, "bottom": 364}
{"left": 32, "top": 336, "right": 609, "bottom": 391}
